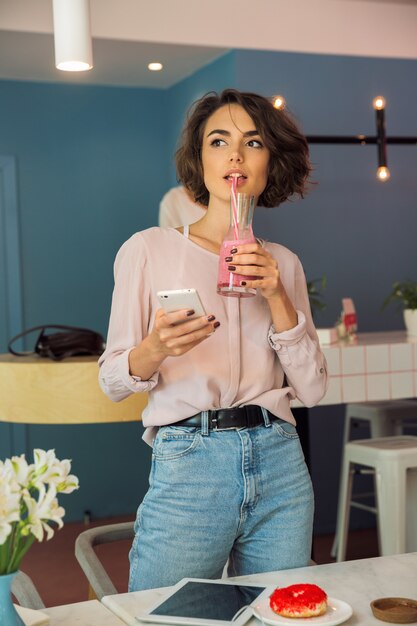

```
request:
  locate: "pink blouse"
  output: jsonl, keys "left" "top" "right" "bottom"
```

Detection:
{"left": 98, "top": 227, "right": 328, "bottom": 444}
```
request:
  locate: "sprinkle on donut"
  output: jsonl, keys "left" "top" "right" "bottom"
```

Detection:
{"left": 270, "top": 583, "right": 328, "bottom": 618}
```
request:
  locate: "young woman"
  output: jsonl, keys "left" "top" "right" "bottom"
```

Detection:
{"left": 98, "top": 89, "right": 328, "bottom": 591}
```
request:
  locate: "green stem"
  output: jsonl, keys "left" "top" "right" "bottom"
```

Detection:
{"left": 0, "top": 532, "right": 13, "bottom": 574}
{"left": 7, "top": 535, "right": 36, "bottom": 573}
{"left": 6, "top": 522, "right": 26, "bottom": 573}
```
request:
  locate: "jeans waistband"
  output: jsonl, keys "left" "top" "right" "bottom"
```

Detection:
{"left": 170, "top": 405, "right": 276, "bottom": 431}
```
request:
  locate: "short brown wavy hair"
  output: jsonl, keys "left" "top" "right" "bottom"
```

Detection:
{"left": 176, "top": 89, "right": 312, "bottom": 208}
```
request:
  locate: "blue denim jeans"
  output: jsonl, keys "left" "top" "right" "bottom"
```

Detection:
{"left": 128, "top": 412, "right": 314, "bottom": 591}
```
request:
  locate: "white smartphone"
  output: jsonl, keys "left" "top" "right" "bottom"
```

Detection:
{"left": 156, "top": 289, "right": 206, "bottom": 324}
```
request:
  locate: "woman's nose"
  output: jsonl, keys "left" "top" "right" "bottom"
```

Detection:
{"left": 229, "top": 150, "right": 243, "bottom": 163}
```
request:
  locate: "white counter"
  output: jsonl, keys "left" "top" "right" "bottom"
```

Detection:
{"left": 293, "top": 331, "right": 417, "bottom": 407}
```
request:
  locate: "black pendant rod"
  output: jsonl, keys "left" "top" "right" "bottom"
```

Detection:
{"left": 291, "top": 97, "right": 416, "bottom": 180}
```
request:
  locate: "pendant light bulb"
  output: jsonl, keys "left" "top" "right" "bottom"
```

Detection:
{"left": 373, "top": 96, "right": 386, "bottom": 111}
{"left": 377, "top": 166, "right": 390, "bottom": 182}
{"left": 53, "top": 0, "right": 93, "bottom": 72}
{"left": 272, "top": 95, "right": 286, "bottom": 110}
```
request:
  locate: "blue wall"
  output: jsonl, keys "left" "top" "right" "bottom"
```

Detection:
{"left": 234, "top": 49, "right": 417, "bottom": 532}
{"left": 0, "top": 80, "right": 170, "bottom": 520}
{"left": 235, "top": 50, "right": 417, "bottom": 333}
{"left": 0, "top": 80, "right": 168, "bottom": 335}
{"left": 165, "top": 51, "right": 237, "bottom": 188}
{"left": 0, "top": 55, "right": 235, "bottom": 522}
{"left": 0, "top": 48, "right": 416, "bottom": 533}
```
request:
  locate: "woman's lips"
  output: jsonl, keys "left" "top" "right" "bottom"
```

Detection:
{"left": 224, "top": 175, "right": 247, "bottom": 187}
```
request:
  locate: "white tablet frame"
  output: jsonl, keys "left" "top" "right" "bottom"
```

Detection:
{"left": 135, "top": 578, "right": 274, "bottom": 626}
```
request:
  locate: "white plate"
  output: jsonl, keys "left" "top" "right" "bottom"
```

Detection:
{"left": 252, "top": 595, "right": 353, "bottom": 626}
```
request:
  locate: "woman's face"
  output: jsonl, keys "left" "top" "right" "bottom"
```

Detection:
{"left": 201, "top": 104, "right": 270, "bottom": 205}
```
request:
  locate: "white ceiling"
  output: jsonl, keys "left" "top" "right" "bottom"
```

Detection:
{"left": 0, "top": 30, "right": 228, "bottom": 89}
{"left": 0, "top": 0, "right": 416, "bottom": 88}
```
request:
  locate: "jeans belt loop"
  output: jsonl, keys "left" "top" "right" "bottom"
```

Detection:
{"left": 201, "top": 410, "right": 209, "bottom": 436}
{"left": 261, "top": 406, "right": 272, "bottom": 427}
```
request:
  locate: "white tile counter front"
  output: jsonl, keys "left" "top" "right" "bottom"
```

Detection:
{"left": 292, "top": 331, "right": 417, "bottom": 407}
{"left": 101, "top": 552, "right": 417, "bottom": 626}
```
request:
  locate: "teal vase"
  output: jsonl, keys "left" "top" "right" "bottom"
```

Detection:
{"left": 0, "top": 572, "right": 25, "bottom": 626}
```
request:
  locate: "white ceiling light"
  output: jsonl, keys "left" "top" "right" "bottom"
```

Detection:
{"left": 148, "top": 62, "right": 163, "bottom": 71}
{"left": 52, "top": 0, "right": 93, "bottom": 72}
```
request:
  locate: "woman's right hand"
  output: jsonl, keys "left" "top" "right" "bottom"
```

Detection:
{"left": 149, "top": 308, "right": 220, "bottom": 357}
{"left": 128, "top": 309, "right": 220, "bottom": 378}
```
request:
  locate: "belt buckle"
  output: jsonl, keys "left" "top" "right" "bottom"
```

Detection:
{"left": 210, "top": 413, "right": 219, "bottom": 430}
{"left": 210, "top": 412, "right": 235, "bottom": 431}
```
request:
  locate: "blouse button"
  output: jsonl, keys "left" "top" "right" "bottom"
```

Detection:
{"left": 319, "top": 367, "right": 324, "bottom": 374}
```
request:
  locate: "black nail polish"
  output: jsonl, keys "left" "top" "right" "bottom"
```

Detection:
{"left": 225, "top": 256, "right": 233, "bottom": 262}
{"left": 207, "top": 315, "right": 215, "bottom": 322}
{"left": 241, "top": 281, "right": 247, "bottom": 286}
{"left": 228, "top": 265, "right": 236, "bottom": 271}
{"left": 186, "top": 309, "right": 195, "bottom": 316}
{"left": 230, "top": 248, "right": 238, "bottom": 254}
{"left": 213, "top": 321, "right": 221, "bottom": 328}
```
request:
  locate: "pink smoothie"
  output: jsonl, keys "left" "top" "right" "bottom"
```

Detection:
{"left": 217, "top": 237, "right": 257, "bottom": 291}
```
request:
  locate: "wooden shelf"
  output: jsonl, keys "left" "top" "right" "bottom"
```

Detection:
{"left": 0, "top": 354, "right": 147, "bottom": 424}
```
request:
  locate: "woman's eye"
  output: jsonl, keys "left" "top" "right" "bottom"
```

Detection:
{"left": 247, "top": 139, "right": 263, "bottom": 148}
{"left": 210, "top": 138, "right": 227, "bottom": 147}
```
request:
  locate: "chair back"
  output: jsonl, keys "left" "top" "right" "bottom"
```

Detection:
{"left": 12, "top": 571, "right": 45, "bottom": 610}
{"left": 75, "top": 521, "right": 134, "bottom": 600}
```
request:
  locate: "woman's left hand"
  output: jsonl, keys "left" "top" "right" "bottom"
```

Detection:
{"left": 226, "top": 242, "right": 282, "bottom": 300}
{"left": 227, "top": 242, "right": 298, "bottom": 332}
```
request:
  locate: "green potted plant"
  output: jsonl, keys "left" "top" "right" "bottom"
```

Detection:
{"left": 307, "top": 276, "right": 327, "bottom": 318}
{"left": 383, "top": 280, "right": 417, "bottom": 336}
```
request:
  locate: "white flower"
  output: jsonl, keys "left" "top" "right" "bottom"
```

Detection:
{"left": 31, "top": 449, "right": 79, "bottom": 494}
{"left": 52, "top": 459, "right": 79, "bottom": 494}
{"left": 0, "top": 448, "right": 78, "bottom": 573}
{"left": 32, "top": 449, "right": 60, "bottom": 485}
{"left": 22, "top": 483, "right": 65, "bottom": 542}
{"left": 0, "top": 470, "right": 21, "bottom": 545}
{"left": 4, "top": 455, "right": 31, "bottom": 486}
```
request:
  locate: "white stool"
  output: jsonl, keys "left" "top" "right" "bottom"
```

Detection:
{"left": 331, "top": 400, "right": 417, "bottom": 557}
{"left": 343, "top": 401, "right": 417, "bottom": 444}
{"left": 336, "top": 436, "right": 417, "bottom": 561}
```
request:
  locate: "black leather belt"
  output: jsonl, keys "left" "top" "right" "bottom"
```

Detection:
{"left": 170, "top": 405, "right": 276, "bottom": 430}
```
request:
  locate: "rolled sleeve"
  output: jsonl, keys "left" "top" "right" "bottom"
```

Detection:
{"left": 268, "top": 310, "right": 307, "bottom": 350}
{"left": 98, "top": 233, "right": 160, "bottom": 403}
{"left": 99, "top": 348, "right": 159, "bottom": 402}
{"left": 118, "top": 348, "right": 159, "bottom": 392}
{"left": 268, "top": 312, "right": 328, "bottom": 407}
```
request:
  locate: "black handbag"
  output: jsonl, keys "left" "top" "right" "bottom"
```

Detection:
{"left": 8, "top": 324, "right": 106, "bottom": 361}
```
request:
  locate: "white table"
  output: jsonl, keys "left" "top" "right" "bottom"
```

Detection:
{"left": 101, "top": 552, "right": 417, "bottom": 626}
{"left": 42, "top": 599, "right": 126, "bottom": 624}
